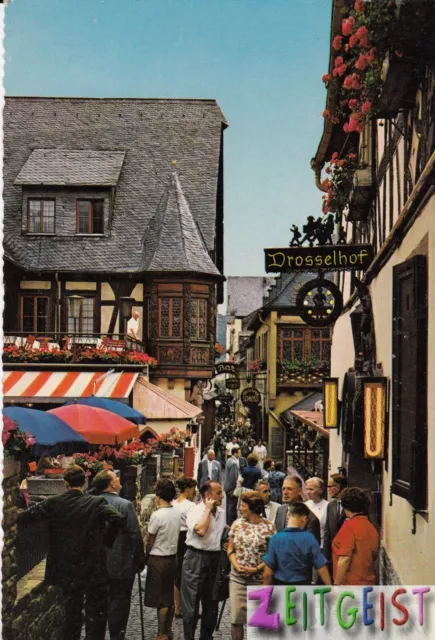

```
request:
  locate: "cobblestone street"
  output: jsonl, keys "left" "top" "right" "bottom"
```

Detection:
{"left": 81, "top": 579, "right": 234, "bottom": 639}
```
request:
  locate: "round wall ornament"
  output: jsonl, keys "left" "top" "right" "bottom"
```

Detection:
{"left": 296, "top": 277, "right": 343, "bottom": 326}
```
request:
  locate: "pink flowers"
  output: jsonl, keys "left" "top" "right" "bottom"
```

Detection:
{"left": 361, "top": 100, "right": 372, "bottom": 115}
{"left": 342, "top": 16, "right": 355, "bottom": 36}
{"left": 333, "top": 35, "right": 343, "bottom": 51}
{"left": 343, "top": 73, "right": 361, "bottom": 90}
{"left": 354, "top": 0, "right": 366, "bottom": 13}
{"left": 355, "top": 26, "right": 369, "bottom": 47}
{"left": 334, "top": 57, "right": 348, "bottom": 77}
{"left": 349, "top": 34, "right": 359, "bottom": 48}
{"left": 348, "top": 98, "right": 359, "bottom": 111}
{"left": 323, "top": 109, "right": 330, "bottom": 119}
{"left": 322, "top": 73, "right": 331, "bottom": 83}
{"left": 343, "top": 113, "right": 365, "bottom": 133}
{"left": 355, "top": 54, "right": 369, "bottom": 71}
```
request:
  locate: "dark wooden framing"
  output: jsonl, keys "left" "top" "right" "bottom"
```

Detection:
{"left": 158, "top": 296, "right": 183, "bottom": 338}
{"left": 20, "top": 293, "right": 51, "bottom": 333}
{"left": 278, "top": 326, "right": 331, "bottom": 362}
{"left": 76, "top": 199, "right": 104, "bottom": 234}
{"left": 391, "top": 254, "right": 428, "bottom": 509}
{"left": 27, "top": 198, "right": 56, "bottom": 234}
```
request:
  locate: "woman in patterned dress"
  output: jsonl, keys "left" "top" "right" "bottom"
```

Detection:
{"left": 227, "top": 491, "right": 276, "bottom": 640}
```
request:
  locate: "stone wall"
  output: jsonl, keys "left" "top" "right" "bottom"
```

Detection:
{"left": 380, "top": 546, "right": 402, "bottom": 585}
{"left": 2, "top": 460, "right": 65, "bottom": 640}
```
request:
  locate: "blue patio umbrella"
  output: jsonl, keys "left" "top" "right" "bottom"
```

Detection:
{"left": 65, "top": 397, "right": 146, "bottom": 425}
{"left": 3, "top": 407, "right": 89, "bottom": 457}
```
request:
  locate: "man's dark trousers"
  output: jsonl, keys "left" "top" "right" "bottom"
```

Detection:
{"left": 181, "top": 547, "right": 221, "bottom": 640}
{"left": 107, "top": 577, "right": 135, "bottom": 640}
{"left": 226, "top": 492, "right": 238, "bottom": 526}
{"left": 63, "top": 582, "right": 108, "bottom": 640}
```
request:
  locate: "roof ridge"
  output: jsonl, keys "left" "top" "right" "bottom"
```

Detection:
{"left": 138, "top": 378, "right": 201, "bottom": 418}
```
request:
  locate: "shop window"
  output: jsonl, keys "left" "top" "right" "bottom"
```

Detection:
{"left": 392, "top": 255, "right": 428, "bottom": 510}
{"left": 278, "top": 327, "right": 331, "bottom": 362}
{"left": 76, "top": 200, "right": 104, "bottom": 234}
{"left": 158, "top": 297, "right": 182, "bottom": 338}
{"left": 20, "top": 295, "right": 50, "bottom": 333}
{"left": 27, "top": 199, "right": 55, "bottom": 233}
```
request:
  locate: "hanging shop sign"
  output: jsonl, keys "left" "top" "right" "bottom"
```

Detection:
{"left": 217, "top": 404, "right": 231, "bottom": 417}
{"left": 226, "top": 378, "right": 241, "bottom": 390}
{"left": 296, "top": 277, "right": 343, "bottom": 327}
{"left": 215, "top": 362, "right": 238, "bottom": 376}
{"left": 217, "top": 394, "right": 235, "bottom": 403}
{"left": 241, "top": 387, "right": 261, "bottom": 406}
{"left": 264, "top": 244, "right": 374, "bottom": 273}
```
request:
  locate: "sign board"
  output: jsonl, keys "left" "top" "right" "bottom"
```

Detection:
{"left": 217, "top": 394, "right": 235, "bottom": 403}
{"left": 215, "top": 362, "right": 238, "bottom": 376}
{"left": 264, "top": 244, "right": 374, "bottom": 273}
{"left": 226, "top": 378, "right": 241, "bottom": 390}
{"left": 241, "top": 387, "right": 261, "bottom": 406}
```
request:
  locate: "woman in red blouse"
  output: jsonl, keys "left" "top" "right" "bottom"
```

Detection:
{"left": 332, "top": 487, "right": 379, "bottom": 585}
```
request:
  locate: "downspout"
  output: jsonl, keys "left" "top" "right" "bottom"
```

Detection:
{"left": 55, "top": 272, "right": 60, "bottom": 339}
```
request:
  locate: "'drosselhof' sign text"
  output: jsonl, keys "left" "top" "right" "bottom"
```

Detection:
{"left": 264, "top": 245, "right": 374, "bottom": 273}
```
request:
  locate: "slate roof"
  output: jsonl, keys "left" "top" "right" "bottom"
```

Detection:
{"left": 226, "top": 277, "right": 275, "bottom": 317}
{"left": 141, "top": 172, "right": 221, "bottom": 276}
{"left": 15, "top": 149, "right": 126, "bottom": 186}
{"left": 3, "top": 97, "right": 227, "bottom": 273}
{"left": 263, "top": 272, "right": 334, "bottom": 309}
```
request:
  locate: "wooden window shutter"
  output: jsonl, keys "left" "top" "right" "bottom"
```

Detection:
{"left": 391, "top": 254, "right": 428, "bottom": 509}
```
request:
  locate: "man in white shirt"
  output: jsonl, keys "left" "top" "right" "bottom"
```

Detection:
{"left": 305, "top": 477, "right": 329, "bottom": 550}
{"left": 225, "top": 436, "right": 239, "bottom": 460}
{"left": 181, "top": 481, "right": 226, "bottom": 640}
{"left": 126, "top": 311, "right": 140, "bottom": 340}
{"left": 255, "top": 480, "right": 280, "bottom": 523}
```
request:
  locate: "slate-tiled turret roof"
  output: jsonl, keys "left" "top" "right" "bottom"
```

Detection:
{"left": 4, "top": 97, "right": 227, "bottom": 274}
{"left": 142, "top": 172, "right": 221, "bottom": 276}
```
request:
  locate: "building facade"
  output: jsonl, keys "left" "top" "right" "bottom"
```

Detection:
{"left": 312, "top": 0, "right": 435, "bottom": 583}
{"left": 3, "top": 97, "right": 227, "bottom": 426}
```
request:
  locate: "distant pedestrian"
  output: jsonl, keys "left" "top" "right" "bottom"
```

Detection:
{"left": 305, "top": 477, "right": 328, "bottom": 550}
{"left": 18, "top": 465, "right": 125, "bottom": 640}
{"left": 93, "top": 469, "right": 146, "bottom": 640}
{"left": 268, "top": 461, "right": 286, "bottom": 503}
{"left": 172, "top": 475, "right": 197, "bottom": 618}
{"left": 144, "top": 479, "right": 181, "bottom": 640}
{"left": 323, "top": 473, "right": 348, "bottom": 570}
{"left": 252, "top": 439, "right": 267, "bottom": 470}
{"left": 262, "top": 459, "right": 274, "bottom": 482}
{"left": 332, "top": 487, "right": 379, "bottom": 586}
{"left": 241, "top": 454, "right": 262, "bottom": 490}
{"left": 225, "top": 447, "right": 241, "bottom": 526}
{"left": 263, "top": 502, "right": 331, "bottom": 586}
{"left": 226, "top": 436, "right": 239, "bottom": 461}
{"left": 181, "top": 481, "right": 226, "bottom": 640}
{"left": 197, "top": 449, "right": 222, "bottom": 489}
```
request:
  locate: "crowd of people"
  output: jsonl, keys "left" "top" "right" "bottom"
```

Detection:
{"left": 17, "top": 431, "right": 380, "bottom": 640}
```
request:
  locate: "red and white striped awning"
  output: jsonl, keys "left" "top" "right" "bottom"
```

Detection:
{"left": 3, "top": 371, "right": 139, "bottom": 401}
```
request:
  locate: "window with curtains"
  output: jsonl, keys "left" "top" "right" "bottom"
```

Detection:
{"left": 20, "top": 295, "right": 51, "bottom": 333}
{"left": 27, "top": 199, "right": 55, "bottom": 233}
{"left": 67, "top": 297, "right": 95, "bottom": 334}
{"left": 191, "top": 298, "right": 207, "bottom": 339}
{"left": 76, "top": 200, "right": 104, "bottom": 234}
{"left": 158, "top": 297, "right": 182, "bottom": 338}
{"left": 278, "top": 327, "right": 331, "bottom": 362}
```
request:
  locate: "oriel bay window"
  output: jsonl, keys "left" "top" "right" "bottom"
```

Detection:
{"left": 76, "top": 199, "right": 104, "bottom": 234}
{"left": 20, "top": 295, "right": 51, "bottom": 333}
{"left": 191, "top": 298, "right": 207, "bottom": 339}
{"left": 27, "top": 198, "right": 55, "bottom": 233}
{"left": 67, "top": 296, "right": 95, "bottom": 334}
{"left": 158, "top": 297, "right": 182, "bottom": 338}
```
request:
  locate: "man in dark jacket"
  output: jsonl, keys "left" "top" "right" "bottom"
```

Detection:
{"left": 18, "top": 465, "right": 125, "bottom": 640}
{"left": 93, "top": 469, "right": 146, "bottom": 640}
{"left": 323, "top": 473, "right": 348, "bottom": 569}
{"left": 275, "top": 476, "right": 321, "bottom": 544}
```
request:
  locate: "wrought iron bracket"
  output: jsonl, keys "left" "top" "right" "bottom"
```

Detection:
{"left": 411, "top": 509, "right": 428, "bottom": 535}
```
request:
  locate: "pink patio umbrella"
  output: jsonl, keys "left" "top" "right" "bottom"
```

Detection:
{"left": 48, "top": 404, "right": 140, "bottom": 445}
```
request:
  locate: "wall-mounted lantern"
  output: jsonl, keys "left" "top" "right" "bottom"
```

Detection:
{"left": 119, "top": 297, "right": 134, "bottom": 320}
{"left": 363, "top": 377, "right": 387, "bottom": 459}
{"left": 323, "top": 377, "right": 339, "bottom": 428}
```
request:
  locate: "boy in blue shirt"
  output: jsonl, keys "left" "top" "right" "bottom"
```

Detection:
{"left": 263, "top": 502, "right": 331, "bottom": 585}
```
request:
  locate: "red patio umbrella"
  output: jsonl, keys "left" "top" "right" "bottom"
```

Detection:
{"left": 48, "top": 405, "right": 139, "bottom": 445}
